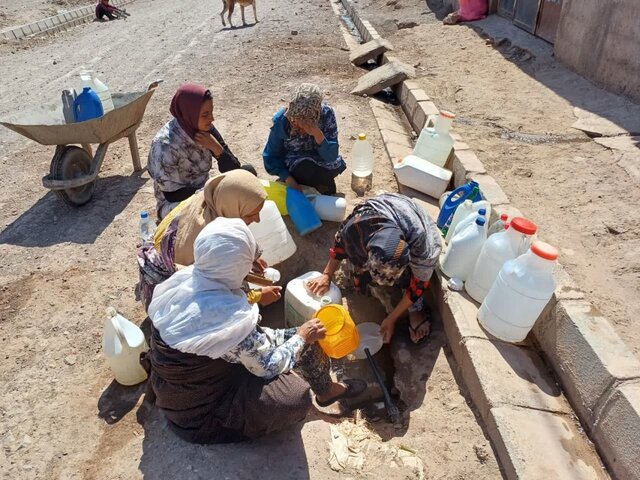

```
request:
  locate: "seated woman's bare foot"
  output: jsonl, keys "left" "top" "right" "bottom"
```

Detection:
{"left": 409, "top": 310, "right": 431, "bottom": 344}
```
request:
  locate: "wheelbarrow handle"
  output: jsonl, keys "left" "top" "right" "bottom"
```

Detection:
{"left": 147, "top": 79, "right": 164, "bottom": 91}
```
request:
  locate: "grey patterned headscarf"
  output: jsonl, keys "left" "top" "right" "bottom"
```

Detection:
{"left": 286, "top": 83, "right": 323, "bottom": 122}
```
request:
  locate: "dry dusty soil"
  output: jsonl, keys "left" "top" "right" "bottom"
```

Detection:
{"left": 0, "top": 0, "right": 502, "bottom": 478}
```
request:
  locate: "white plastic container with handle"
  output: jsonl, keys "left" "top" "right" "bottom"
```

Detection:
{"left": 102, "top": 307, "right": 148, "bottom": 386}
{"left": 307, "top": 194, "right": 347, "bottom": 222}
{"left": 284, "top": 271, "right": 342, "bottom": 327}
{"left": 478, "top": 241, "right": 558, "bottom": 343}
{"left": 80, "top": 70, "right": 115, "bottom": 113}
{"left": 393, "top": 154, "right": 452, "bottom": 199}
{"left": 248, "top": 200, "right": 297, "bottom": 266}
{"left": 440, "top": 216, "right": 487, "bottom": 281}
{"left": 412, "top": 110, "right": 456, "bottom": 167}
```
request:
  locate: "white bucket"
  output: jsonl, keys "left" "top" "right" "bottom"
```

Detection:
{"left": 102, "top": 308, "right": 148, "bottom": 386}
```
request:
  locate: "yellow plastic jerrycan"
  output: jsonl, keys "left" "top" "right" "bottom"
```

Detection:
{"left": 260, "top": 179, "right": 288, "bottom": 216}
{"left": 315, "top": 303, "right": 360, "bottom": 359}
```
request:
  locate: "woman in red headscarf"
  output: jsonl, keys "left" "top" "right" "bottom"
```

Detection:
{"left": 148, "top": 84, "right": 256, "bottom": 220}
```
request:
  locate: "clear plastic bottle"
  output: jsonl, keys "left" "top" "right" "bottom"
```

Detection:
{"left": 80, "top": 70, "right": 115, "bottom": 113}
{"left": 139, "top": 211, "right": 155, "bottom": 246}
{"left": 351, "top": 133, "right": 374, "bottom": 195}
{"left": 487, "top": 214, "right": 509, "bottom": 236}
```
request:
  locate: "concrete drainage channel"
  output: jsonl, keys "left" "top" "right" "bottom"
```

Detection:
{"left": 331, "top": 0, "right": 640, "bottom": 479}
{"left": 0, "top": 0, "right": 135, "bottom": 41}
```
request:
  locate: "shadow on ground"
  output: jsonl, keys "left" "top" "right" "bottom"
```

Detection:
{"left": 0, "top": 173, "right": 147, "bottom": 247}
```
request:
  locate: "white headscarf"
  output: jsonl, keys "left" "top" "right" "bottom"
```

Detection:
{"left": 149, "top": 217, "right": 260, "bottom": 359}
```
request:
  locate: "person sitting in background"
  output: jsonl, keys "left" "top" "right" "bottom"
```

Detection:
{"left": 136, "top": 169, "right": 279, "bottom": 312}
{"left": 95, "top": 0, "right": 127, "bottom": 20}
{"left": 148, "top": 217, "right": 366, "bottom": 444}
{"left": 148, "top": 83, "right": 257, "bottom": 220}
{"left": 262, "top": 83, "right": 346, "bottom": 195}
{"left": 307, "top": 193, "right": 442, "bottom": 344}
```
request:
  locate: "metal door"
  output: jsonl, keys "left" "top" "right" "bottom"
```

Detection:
{"left": 498, "top": 0, "right": 517, "bottom": 19}
{"left": 513, "top": 0, "right": 541, "bottom": 33}
{"left": 536, "top": 0, "right": 563, "bottom": 44}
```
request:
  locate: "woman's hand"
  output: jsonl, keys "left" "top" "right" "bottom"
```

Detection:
{"left": 252, "top": 258, "right": 268, "bottom": 275}
{"left": 306, "top": 274, "right": 331, "bottom": 296}
{"left": 379, "top": 315, "right": 399, "bottom": 344}
{"left": 285, "top": 175, "right": 302, "bottom": 191}
{"left": 298, "top": 318, "right": 327, "bottom": 344}
{"left": 194, "top": 131, "right": 223, "bottom": 156}
{"left": 259, "top": 286, "right": 282, "bottom": 306}
{"left": 296, "top": 119, "right": 325, "bottom": 144}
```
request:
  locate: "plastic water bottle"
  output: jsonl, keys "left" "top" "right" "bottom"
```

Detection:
{"left": 351, "top": 133, "right": 374, "bottom": 195}
{"left": 73, "top": 87, "right": 104, "bottom": 122}
{"left": 488, "top": 214, "right": 509, "bottom": 236}
{"left": 80, "top": 70, "right": 115, "bottom": 113}
{"left": 139, "top": 211, "right": 155, "bottom": 246}
{"left": 440, "top": 216, "right": 487, "bottom": 281}
{"left": 412, "top": 110, "right": 455, "bottom": 167}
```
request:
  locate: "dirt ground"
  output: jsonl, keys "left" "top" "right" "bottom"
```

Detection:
{"left": 0, "top": 0, "right": 88, "bottom": 29}
{"left": 353, "top": 0, "right": 640, "bottom": 357}
{"left": 0, "top": 0, "right": 501, "bottom": 478}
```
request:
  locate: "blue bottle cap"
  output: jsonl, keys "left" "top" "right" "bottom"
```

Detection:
{"left": 140, "top": 211, "right": 149, "bottom": 219}
{"left": 478, "top": 208, "right": 486, "bottom": 215}
{"left": 476, "top": 217, "right": 486, "bottom": 226}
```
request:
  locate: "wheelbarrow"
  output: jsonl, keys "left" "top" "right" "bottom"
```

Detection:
{"left": 0, "top": 81, "right": 161, "bottom": 206}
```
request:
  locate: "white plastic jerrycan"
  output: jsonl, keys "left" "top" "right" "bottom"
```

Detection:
{"left": 447, "top": 202, "right": 491, "bottom": 240}
{"left": 465, "top": 217, "right": 537, "bottom": 303}
{"left": 307, "top": 194, "right": 347, "bottom": 222}
{"left": 393, "top": 154, "right": 452, "bottom": 199}
{"left": 248, "top": 200, "right": 297, "bottom": 266}
{"left": 284, "top": 271, "right": 342, "bottom": 327}
{"left": 440, "top": 216, "right": 487, "bottom": 281}
{"left": 80, "top": 70, "right": 115, "bottom": 113}
{"left": 478, "top": 241, "right": 558, "bottom": 343}
{"left": 102, "top": 308, "right": 148, "bottom": 386}
{"left": 412, "top": 110, "right": 456, "bottom": 167}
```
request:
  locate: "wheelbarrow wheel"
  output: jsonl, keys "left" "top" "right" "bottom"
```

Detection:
{"left": 50, "top": 146, "right": 96, "bottom": 206}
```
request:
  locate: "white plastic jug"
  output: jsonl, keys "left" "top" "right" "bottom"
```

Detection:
{"left": 393, "top": 154, "right": 453, "bottom": 198}
{"left": 284, "top": 271, "right": 342, "bottom": 327}
{"left": 412, "top": 110, "right": 455, "bottom": 167}
{"left": 248, "top": 200, "right": 297, "bottom": 266}
{"left": 478, "top": 241, "right": 558, "bottom": 343}
{"left": 440, "top": 216, "right": 487, "bottom": 281}
{"left": 102, "top": 308, "right": 148, "bottom": 386}
{"left": 444, "top": 199, "right": 474, "bottom": 243}
{"left": 465, "top": 217, "right": 538, "bottom": 303}
{"left": 448, "top": 202, "right": 491, "bottom": 239}
{"left": 308, "top": 194, "right": 347, "bottom": 222}
{"left": 80, "top": 70, "right": 115, "bottom": 113}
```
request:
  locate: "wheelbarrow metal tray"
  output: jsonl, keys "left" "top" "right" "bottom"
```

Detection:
{"left": 0, "top": 90, "right": 155, "bottom": 146}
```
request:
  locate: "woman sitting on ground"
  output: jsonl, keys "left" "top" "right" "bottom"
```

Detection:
{"left": 148, "top": 83, "right": 256, "bottom": 220}
{"left": 136, "top": 169, "right": 280, "bottom": 311}
{"left": 308, "top": 193, "right": 442, "bottom": 344}
{"left": 262, "top": 83, "right": 346, "bottom": 195}
{"left": 148, "top": 217, "right": 366, "bottom": 444}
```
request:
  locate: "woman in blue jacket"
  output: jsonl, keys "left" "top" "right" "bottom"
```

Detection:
{"left": 262, "top": 84, "right": 346, "bottom": 195}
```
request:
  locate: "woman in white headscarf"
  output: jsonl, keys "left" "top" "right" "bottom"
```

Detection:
{"left": 147, "top": 217, "right": 365, "bottom": 444}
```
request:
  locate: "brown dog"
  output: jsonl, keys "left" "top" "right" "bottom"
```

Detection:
{"left": 221, "top": 0, "right": 258, "bottom": 28}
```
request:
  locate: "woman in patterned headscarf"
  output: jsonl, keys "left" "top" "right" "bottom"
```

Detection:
{"left": 307, "top": 193, "right": 442, "bottom": 345}
{"left": 262, "top": 83, "right": 346, "bottom": 195}
{"left": 147, "top": 83, "right": 257, "bottom": 220}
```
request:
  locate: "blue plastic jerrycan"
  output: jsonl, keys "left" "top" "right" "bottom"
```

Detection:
{"left": 73, "top": 87, "right": 104, "bottom": 122}
{"left": 286, "top": 187, "right": 322, "bottom": 236}
{"left": 437, "top": 180, "right": 483, "bottom": 229}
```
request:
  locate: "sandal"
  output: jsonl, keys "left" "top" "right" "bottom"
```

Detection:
{"left": 316, "top": 379, "right": 367, "bottom": 407}
{"left": 408, "top": 318, "right": 432, "bottom": 345}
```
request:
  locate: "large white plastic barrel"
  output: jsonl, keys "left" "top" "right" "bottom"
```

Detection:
{"left": 284, "top": 271, "right": 342, "bottom": 327}
{"left": 394, "top": 154, "right": 453, "bottom": 199}
{"left": 248, "top": 200, "right": 297, "bottom": 266}
{"left": 102, "top": 308, "right": 148, "bottom": 386}
{"left": 440, "top": 217, "right": 487, "bottom": 281}
{"left": 465, "top": 217, "right": 537, "bottom": 303}
{"left": 478, "top": 241, "right": 558, "bottom": 343}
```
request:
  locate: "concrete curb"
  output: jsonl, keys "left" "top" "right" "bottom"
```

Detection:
{"left": 339, "top": 0, "right": 640, "bottom": 478}
{"left": 0, "top": 0, "right": 135, "bottom": 41}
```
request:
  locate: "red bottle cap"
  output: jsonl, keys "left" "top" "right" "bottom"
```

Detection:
{"left": 440, "top": 110, "right": 456, "bottom": 119}
{"left": 531, "top": 241, "right": 559, "bottom": 260}
{"left": 510, "top": 217, "right": 537, "bottom": 235}
{"left": 500, "top": 213, "right": 508, "bottom": 221}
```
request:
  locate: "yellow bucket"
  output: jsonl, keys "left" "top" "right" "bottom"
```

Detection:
{"left": 260, "top": 179, "right": 288, "bottom": 216}
{"left": 315, "top": 304, "right": 360, "bottom": 359}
